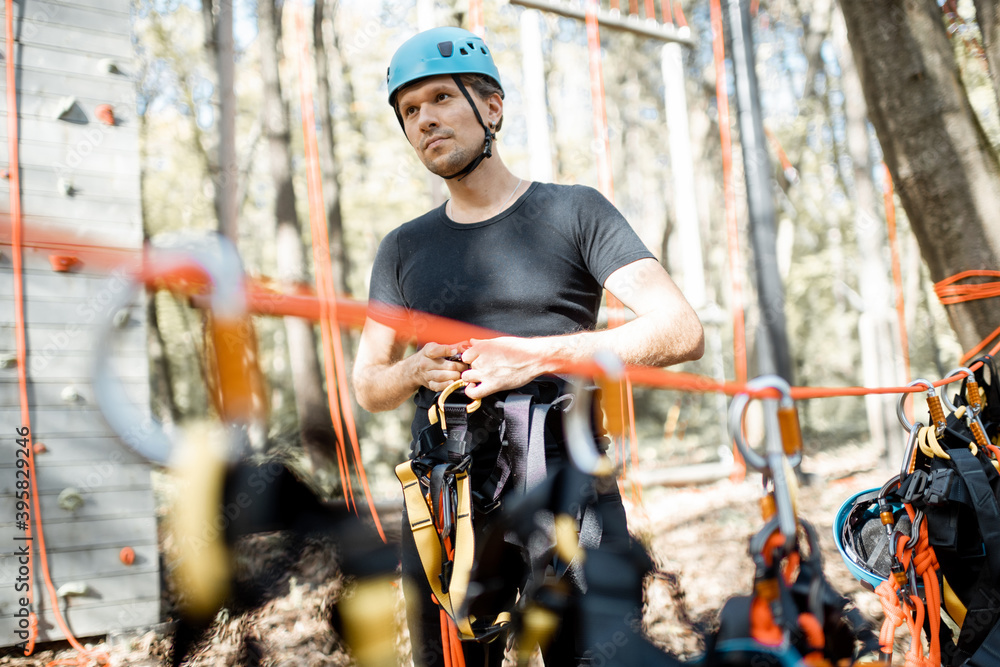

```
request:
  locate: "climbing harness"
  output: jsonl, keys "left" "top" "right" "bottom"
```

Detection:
{"left": 396, "top": 378, "right": 594, "bottom": 644}
{"left": 836, "top": 359, "right": 1000, "bottom": 665}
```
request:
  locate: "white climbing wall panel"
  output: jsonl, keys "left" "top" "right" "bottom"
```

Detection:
{"left": 0, "top": 0, "right": 160, "bottom": 647}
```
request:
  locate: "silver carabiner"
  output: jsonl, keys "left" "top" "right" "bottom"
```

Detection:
{"left": 92, "top": 236, "right": 248, "bottom": 465}
{"left": 729, "top": 375, "right": 801, "bottom": 544}
{"left": 896, "top": 378, "right": 936, "bottom": 433}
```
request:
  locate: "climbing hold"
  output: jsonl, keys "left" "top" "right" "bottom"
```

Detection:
{"left": 57, "top": 177, "right": 76, "bottom": 197}
{"left": 113, "top": 309, "right": 131, "bottom": 328}
{"left": 56, "top": 581, "right": 91, "bottom": 598}
{"left": 0, "top": 353, "right": 16, "bottom": 369}
{"left": 120, "top": 547, "right": 136, "bottom": 566}
{"left": 54, "top": 96, "right": 78, "bottom": 121}
{"left": 61, "top": 385, "right": 82, "bottom": 403}
{"left": 49, "top": 255, "right": 81, "bottom": 272}
{"left": 57, "top": 487, "right": 85, "bottom": 513}
{"left": 95, "top": 104, "right": 115, "bottom": 126}
{"left": 34, "top": 442, "right": 47, "bottom": 454}
{"left": 98, "top": 58, "right": 122, "bottom": 75}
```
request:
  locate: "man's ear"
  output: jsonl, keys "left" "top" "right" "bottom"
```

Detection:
{"left": 486, "top": 93, "right": 503, "bottom": 130}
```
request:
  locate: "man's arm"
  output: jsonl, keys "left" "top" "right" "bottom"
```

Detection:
{"left": 352, "top": 317, "right": 469, "bottom": 412}
{"left": 458, "top": 258, "right": 704, "bottom": 399}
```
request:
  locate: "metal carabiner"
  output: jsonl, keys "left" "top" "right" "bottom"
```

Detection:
{"left": 729, "top": 375, "right": 802, "bottom": 545}
{"left": 900, "top": 422, "right": 924, "bottom": 478}
{"left": 897, "top": 378, "right": 948, "bottom": 435}
{"left": 563, "top": 375, "right": 615, "bottom": 479}
{"left": 941, "top": 366, "right": 992, "bottom": 452}
{"left": 92, "top": 236, "right": 250, "bottom": 465}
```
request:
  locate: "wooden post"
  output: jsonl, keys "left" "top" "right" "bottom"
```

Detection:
{"left": 520, "top": 9, "right": 554, "bottom": 183}
{"left": 662, "top": 42, "right": 705, "bottom": 309}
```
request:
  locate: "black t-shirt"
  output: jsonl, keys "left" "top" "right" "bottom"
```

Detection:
{"left": 367, "top": 181, "right": 655, "bottom": 425}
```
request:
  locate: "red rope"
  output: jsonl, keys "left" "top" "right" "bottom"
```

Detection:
{"left": 468, "top": 0, "right": 484, "bottom": 37}
{"left": 293, "top": 5, "right": 385, "bottom": 540}
{"left": 710, "top": 0, "right": 747, "bottom": 481}
{"left": 584, "top": 0, "right": 643, "bottom": 504}
{"left": 6, "top": 2, "right": 109, "bottom": 663}
{"left": 933, "top": 270, "right": 1000, "bottom": 365}
{"left": 883, "top": 164, "right": 911, "bottom": 425}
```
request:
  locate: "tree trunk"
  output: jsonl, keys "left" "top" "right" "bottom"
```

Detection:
{"left": 840, "top": 0, "right": 1000, "bottom": 352}
{"left": 834, "top": 7, "right": 902, "bottom": 462}
{"left": 312, "top": 0, "right": 350, "bottom": 294}
{"left": 258, "top": 0, "right": 337, "bottom": 463}
{"left": 973, "top": 0, "right": 1000, "bottom": 114}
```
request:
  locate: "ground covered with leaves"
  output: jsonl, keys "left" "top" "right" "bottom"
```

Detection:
{"left": 0, "top": 440, "right": 908, "bottom": 666}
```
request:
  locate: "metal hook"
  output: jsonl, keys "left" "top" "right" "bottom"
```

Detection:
{"left": 92, "top": 236, "right": 249, "bottom": 465}
{"left": 939, "top": 367, "right": 975, "bottom": 413}
{"left": 896, "top": 379, "right": 936, "bottom": 433}
{"left": 729, "top": 375, "right": 801, "bottom": 545}
{"left": 563, "top": 376, "right": 615, "bottom": 478}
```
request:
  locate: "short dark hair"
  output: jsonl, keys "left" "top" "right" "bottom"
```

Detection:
{"left": 459, "top": 74, "right": 504, "bottom": 133}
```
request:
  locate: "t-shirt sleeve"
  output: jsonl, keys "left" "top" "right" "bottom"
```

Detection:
{"left": 366, "top": 229, "right": 411, "bottom": 330}
{"left": 573, "top": 186, "right": 656, "bottom": 285}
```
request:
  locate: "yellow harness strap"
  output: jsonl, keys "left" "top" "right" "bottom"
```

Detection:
{"left": 396, "top": 460, "right": 507, "bottom": 640}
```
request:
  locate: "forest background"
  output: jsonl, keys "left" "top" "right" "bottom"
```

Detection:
{"left": 134, "top": 0, "right": 996, "bottom": 501}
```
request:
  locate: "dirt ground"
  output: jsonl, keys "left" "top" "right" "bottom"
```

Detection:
{"left": 0, "top": 440, "right": 907, "bottom": 667}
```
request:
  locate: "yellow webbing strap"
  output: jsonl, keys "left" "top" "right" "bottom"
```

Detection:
{"left": 396, "top": 460, "right": 500, "bottom": 640}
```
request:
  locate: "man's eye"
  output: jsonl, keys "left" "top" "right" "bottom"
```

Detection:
{"left": 437, "top": 93, "right": 450, "bottom": 101}
{"left": 405, "top": 106, "right": 417, "bottom": 116}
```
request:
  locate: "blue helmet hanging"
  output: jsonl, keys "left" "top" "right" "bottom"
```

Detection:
{"left": 387, "top": 26, "right": 503, "bottom": 108}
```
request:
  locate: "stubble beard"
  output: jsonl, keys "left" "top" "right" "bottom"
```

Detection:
{"left": 421, "top": 138, "right": 483, "bottom": 178}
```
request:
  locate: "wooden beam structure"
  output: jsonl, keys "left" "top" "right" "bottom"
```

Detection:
{"left": 508, "top": 0, "right": 695, "bottom": 46}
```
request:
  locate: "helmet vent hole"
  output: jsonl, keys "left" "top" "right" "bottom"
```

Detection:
{"left": 480, "top": 47, "right": 487, "bottom": 54}
{"left": 459, "top": 47, "right": 468, "bottom": 55}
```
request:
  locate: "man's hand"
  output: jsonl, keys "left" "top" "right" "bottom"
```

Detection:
{"left": 460, "top": 337, "right": 550, "bottom": 399}
{"left": 415, "top": 342, "right": 469, "bottom": 392}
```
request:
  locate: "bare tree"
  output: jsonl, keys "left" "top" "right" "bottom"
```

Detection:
{"left": 840, "top": 0, "right": 1000, "bottom": 351}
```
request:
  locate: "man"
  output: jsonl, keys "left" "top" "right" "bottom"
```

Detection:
{"left": 352, "top": 26, "right": 704, "bottom": 666}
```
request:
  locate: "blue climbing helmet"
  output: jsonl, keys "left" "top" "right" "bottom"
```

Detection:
{"left": 387, "top": 26, "right": 503, "bottom": 108}
{"left": 386, "top": 27, "right": 503, "bottom": 180}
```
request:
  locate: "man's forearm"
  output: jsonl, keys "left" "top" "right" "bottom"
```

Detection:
{"left": 353, "top": 358, "right": 421, "bottom": 413}
{"left": 547, "top": 307, "right": 705, "bottom": 370}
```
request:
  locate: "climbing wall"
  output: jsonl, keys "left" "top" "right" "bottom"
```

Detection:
{"left": 0, "top": 0, "right": 160, "bottom": 646}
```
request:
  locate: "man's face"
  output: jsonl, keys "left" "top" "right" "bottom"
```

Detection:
{"left": 396, "top": 75, "right": 496, "bottom": 178}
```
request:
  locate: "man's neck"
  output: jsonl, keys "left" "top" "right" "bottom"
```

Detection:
{"left": 443, "top": 157, "right": 524, "bottom": 223}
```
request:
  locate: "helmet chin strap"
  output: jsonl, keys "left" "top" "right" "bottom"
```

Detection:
{"left": 443, "top": 74, "right": 495, "bottom": 182}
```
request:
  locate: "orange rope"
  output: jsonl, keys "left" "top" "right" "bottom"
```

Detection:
{"left": 293, "top": 5, "right": 385, "bottom": 540}
{"left": 883, "top": 165, "right": 912, "bottom": 391}
{"left": 710, "top": 0, "right": 747, "bottom": 481}
{"left": 933, "top": 270, "right": 1000, "bottom": 365}
{"left": 661, "top": 0, "right": 673, "bottom": 24}
{"left": 584, "top": 0, "right": 643, "bottom": 505}
{"left": 6, "top": 3, "right": 109, "bottom": 663}
{"left": 468, "top": 0, "right": 484, "bottom": 37}
{"left": 673, "top": 0, "right": 689, "bottom": 29}
{"left": 291, "top": 5, "right": 355, "bottom": 513}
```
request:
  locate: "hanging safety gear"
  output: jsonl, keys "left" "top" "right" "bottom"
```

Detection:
{"left": 836, "top": 358, "right": 1000, "bottom": 666}
{"left": 387, "top": 26, "right": 504, "bottom": 181}
{"left": 704, "top": 376, "right": 881, "bottom": 666}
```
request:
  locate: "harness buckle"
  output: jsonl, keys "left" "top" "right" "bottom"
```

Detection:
{"left": 923, "top": 468, "right": 954, "bottom": 506}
